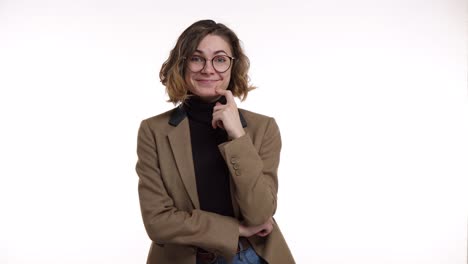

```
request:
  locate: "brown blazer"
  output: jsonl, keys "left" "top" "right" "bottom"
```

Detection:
{"left": 136, "top": 105, "right": 295, "bottom": 264}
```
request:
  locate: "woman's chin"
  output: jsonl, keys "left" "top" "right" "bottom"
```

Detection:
{"left": 191, "top": 88, "right": 219, "bottom": 101}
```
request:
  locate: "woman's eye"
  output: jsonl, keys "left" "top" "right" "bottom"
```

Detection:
{"left": 214, "top": 56, "right": 227, "bottom": 63}
{"left": 190, "top": 56, "right": 204, "bottom": 62}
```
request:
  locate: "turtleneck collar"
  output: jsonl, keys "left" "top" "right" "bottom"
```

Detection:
{"left": 168, "top": 95, "right": 248, "bottom": 128}
{"left": 183, "top": 96, "right": 227, "bottom": 125}
{"left": 184, "top": 95, "right": 227, "bottom": 112}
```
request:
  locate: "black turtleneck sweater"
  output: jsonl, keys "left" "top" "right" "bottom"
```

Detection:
{"left": 183, "top": 96, "right": 235, "bottom": 217}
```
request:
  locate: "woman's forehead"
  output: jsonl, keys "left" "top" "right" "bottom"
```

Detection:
{"left": 194, "top": 35, "right": 232, "bottom": 55}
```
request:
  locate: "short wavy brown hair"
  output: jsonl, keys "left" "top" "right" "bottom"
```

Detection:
{"left": 159, "top": 20, "right": 255, "bottom": 104}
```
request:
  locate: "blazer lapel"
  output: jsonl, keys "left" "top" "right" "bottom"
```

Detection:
{"left": 168, "top": 117, "right": 200, "bottom": 209}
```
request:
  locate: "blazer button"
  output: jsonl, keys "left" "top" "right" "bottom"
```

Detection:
{"left": 235, "top": 170, "right": 242, "bottom": 176}
{"left": 230, "top": 157, "right": 239, "bottom": 164}
{"left": 233, "top": 163, "right": 239, "bottom": 169}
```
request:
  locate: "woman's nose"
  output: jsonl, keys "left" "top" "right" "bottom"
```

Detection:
{"left": 201, "top": 60, "right": 215, "bottom": 73}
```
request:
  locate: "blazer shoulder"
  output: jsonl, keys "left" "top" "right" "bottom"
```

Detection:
{"left": 142, "top": 108, "right": 173, "bottom": 122}
{"left": 239, "top": 108, "right": 276, "bottom": 126}
{"left": 140, "top": 107, "right": 180, "bottom": 133}
{"left": 238, "top": 108, "right": 281, "bottom": 139}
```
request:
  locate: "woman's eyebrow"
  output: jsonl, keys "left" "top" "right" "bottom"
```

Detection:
{"left": 213, "top": 50, "right": 228, "bottom": 55}
{"left": 193, "top": 49, "right": 229, "bottom": 55}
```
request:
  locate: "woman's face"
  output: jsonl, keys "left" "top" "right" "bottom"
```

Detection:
{"left": 185, "top": 34, "right": 233, "bottom": 102}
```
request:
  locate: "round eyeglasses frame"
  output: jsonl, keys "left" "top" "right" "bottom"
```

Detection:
{"left": 183, "top": 55, "right": 235, "bottom": 73}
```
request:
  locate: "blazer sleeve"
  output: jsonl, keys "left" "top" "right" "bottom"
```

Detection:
{"left": 136, "top": 119, "right": 239, "bottom": 259}
{"left": 218, "top": 117, "right": 281, "bottom": 226}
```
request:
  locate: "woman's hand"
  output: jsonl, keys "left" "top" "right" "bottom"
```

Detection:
{"left": 239, "top": 217, "right": 274, "bottom": 238}
{"left": 212, "top": 88, "right": 245, "bottom": 139}
{"left": 254, "top": 217, "right": 274, "bottom": 237}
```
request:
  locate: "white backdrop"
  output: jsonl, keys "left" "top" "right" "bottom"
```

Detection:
{"left": 1, "top": 0, "right": 467, "bottom": 263}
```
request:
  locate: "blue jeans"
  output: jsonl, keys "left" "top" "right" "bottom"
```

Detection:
{"left": 196, "top": 243, "right": 266, "bottom": 264}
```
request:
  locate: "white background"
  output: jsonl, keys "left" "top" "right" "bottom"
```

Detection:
{"left": 1, "top": 0, "right": 467, "bottom": 263}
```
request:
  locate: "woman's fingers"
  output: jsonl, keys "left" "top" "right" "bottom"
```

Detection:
{"left": 211, "top": 110, "right": 225, "bottom": 129}
{"left": 215, "top": 88, "right": 235, "bottom": 104}
{"left": 211, "top": 95, "right": 244, "bottom": 138}
{"left": 239, "top": 218, "right": 275, "bottom": 237}
{"left": 256, "top": 218, "right": 274, "bottom": 237}
{"left": 255, "top": 225, "right": 273, "bottom": 237}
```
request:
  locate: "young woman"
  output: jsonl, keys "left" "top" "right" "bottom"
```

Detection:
{"left": 136, "top": 19, "right": 295, "bottom": 264}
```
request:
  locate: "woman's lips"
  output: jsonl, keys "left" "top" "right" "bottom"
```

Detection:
{"left": 195, "top": 79, "right": 220, "bottom": 85}
{"left": 196, "top": 79, "right": 219, "bottom": 82}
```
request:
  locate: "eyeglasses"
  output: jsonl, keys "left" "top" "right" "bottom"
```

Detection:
{"left": 184, "top": 55, "right": 235, "bottom": 73}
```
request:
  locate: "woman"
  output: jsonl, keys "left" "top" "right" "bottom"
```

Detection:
{"left": 136, "top": 20, "right": 295, "bottom": 264}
